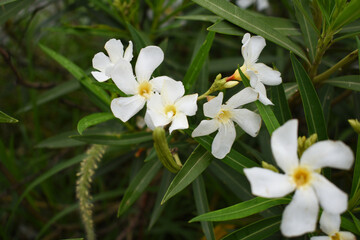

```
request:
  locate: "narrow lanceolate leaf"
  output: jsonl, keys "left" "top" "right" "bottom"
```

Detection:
{"left": 191, "top": 0, "right": 309, "bottom": 63}
{"left": 331, "top": 0, "right": 360, "bottom": 31}
{"left": 126, "top": 22, "right": 151, "bottom": 54}
{"left": 222, "top": 215, "right": 282, "bottom": 240}
{"left": 239, "top": 69, "right": 280, "bottom": 134}
{"left": 36, "top": 131, "right": 85, "bottom": 148}
{"left": 350, "top": 136, "right": 360, "bottom": 198}
{"left": 77, "top": 112, "right": 115, "bottom": 134}
{"left": 192, "top": 176, "right": 215, "bottom": 240}
{"left": 290, "top": 53, "right": 328, "bottom": 140}
{"left": 271, "top": 84, "right": 292, "bottom": 125}
{"left": 39, "top": 44, "right": 111, "bottom": 105}
{"left": 324, "top": 75, "right": 360, "bottom": 91}
{"left": 0, "top": 110, "right": 18, "bottom": 123}
{"left": 183, "top": 31, "right": 215, "bottom": 92}
{"left": 341, "top": 216, "right": 360, "bottom": 235}
{"left": 71, "top": 131, "right": 153, "bottom": 146}
{"left": 161, "top": 145, "right": 213, "bottom": 204}
{"left": 208, "top": 21, "right": 244, "bottom": 37}
{"left": 118, "top": 158, "right": 162, "bottom": 216}
{"left": 185, "top": 129, "right": 258, "bottom": 174}
{"left": 190, "top": 197, "right": 289, "bottom": 222}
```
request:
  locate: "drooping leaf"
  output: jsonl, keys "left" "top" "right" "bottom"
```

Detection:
{"left": 161, "top": 145, "right": 213, "bottom": 204}
{"left": 190, "top": 197, "right": 289, "bottom": 222}
{"left": 0, "top": 110, "right": 18, "bottom": 123}
{"left": 192, "top": 175, "right": 215, "bottom": 240}
{"left": 290, "top": 53, "right": 328, "bottom": 140}
{"left": 221, "top": 215, "right": 282, "bottom": 240}
{"left": 77, "top": 112, "right": 115, "bottom": 134}
{"left": 324, "top": 75, "right": 360, "bottom": 91}
{"left": 118, "top": 158, "right": 162, "bottom": 216}
{"left": 191, "top": 0, "right": 309, "bottom": 63}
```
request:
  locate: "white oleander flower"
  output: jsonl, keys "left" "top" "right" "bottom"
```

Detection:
{"left": 91, "top": 39, "right": 133, "bottom": 82}
{"left": 192, "top": 88, "right": 261, "bottom": 159}
{"left": 244, "top": 119, "right": 354, "bottom": 237}
{"left": 230, "top": 33, "right": 282, "bottom": 105}
{"left": 145, "top": 80, "right": 198, "bottom": 133}
{"left": 236, "top": 0, "right": 269, "bottom": 11}
{"left": 110, "top": 46, "right": 175, "bottom": 122}
{"left": 310, "top": 211, "right": 356, "bottom": 240}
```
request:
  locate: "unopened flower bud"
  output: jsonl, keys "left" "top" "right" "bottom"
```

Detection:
{"left": 262, "top": 161, "right": 279, "bottom": 173}
{"left": 224, "top": 81, "right": 239, "bottom": 89}
{"left": 349, "top": 119, "right": 360, "bottom": 134}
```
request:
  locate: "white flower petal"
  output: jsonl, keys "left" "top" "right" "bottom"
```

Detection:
{"left": 253, "top": 63, "right": 282, "bottom": 86}
{"left": 169, "top": 112, "right": 188, "bottom": 134}
{"left": 104, "top": 39, "right": 124, "bottom": 63}
{"left": 91, "top": 71, "right": 110, "bottom": 82}
{"left": 226, "top": 87, "right": 258, "bottom": 108}
{"left": 281, "top": 187, "right": 319, "bottom": 237}
{"left": 231, "top": 109, "right": 261, "bottom": 137}
{"left": 144, "top": 111, "right": 155, "bottom": 130}
{"left": 242, "top": 34, "right": 266, "bottom": 66}
{"left": 146, "top": 93, "right": 170, "bottom": 127}
{"left": 110, "top": 59, "right": 138, "bottom": 95}
{"left": 339, "top": 232, "right": 356, "bottom": 240}
{"left": 175, "top": 94, "right": 198, "bottom": 116}
{"left": 211, "top": 121, "right": 236, "bottom": 159}
{"left": 258, "top": 91, "right": 274, "bottom": 105}
{"left": 192, "top": 119, "right": 219, "bottom": 137}
{"left": 110, "top": 95, "right": 145, "bottom": 122}
{"left": 204, "top": 92, "right": 223, "bottom": 118}
{"left": 312, "top": 173, "right": 348, "bottom": 214}
{"left": 244, "top": 167, "right": 294, "bottom": 197}
{"left": 135, "top": 46, "right": 164, "bottom": 82}
{"left": 271, "top": 119, "right": 299, "bottom": 173}
{"left": 149, "top": 76, "right": 175, "bottom": 93}
{"left": 319, "top": 211, "right": 340, "bottom": 235}
{"left": 310, "top": 236, "right": 330, "bottom": 240}
{"left": 236, "top": 0, "right": 255, "bottom": 9}
{"left": 257, "top": 0, "right": 269, "bottom": 11}
{"left": 92, "top": 52, "right": 111, "bottom": 72}
{"left": 254, "top": 81, "right": 273, "bottom": 105}
{"left": 123, "top": 41, "right": 133, "bottom": 62}
{"left": 300, "top": 140, "right": 354, "bottom": 170}
{"left": 161, "top": 80, "right": 185, "bottom": 105}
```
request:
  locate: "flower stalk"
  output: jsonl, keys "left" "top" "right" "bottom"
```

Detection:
{"left": 76, "top": 144, "right": 107, "bottom": 240}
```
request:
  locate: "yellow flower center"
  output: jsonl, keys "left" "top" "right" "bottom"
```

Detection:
{"left": 292, "top": 167, "right": 312, "bottom": 187}
{"left": 164, "top": 105, "right": 177, "bottom": 118}
{"left": 331, "top": 233, "right": 340, "bottom": 240}
{"left": 215, "top": 109, "right": 233, "bottom": 123}
{"left": 138, "top": 81, "right": 152, "bottom": 99}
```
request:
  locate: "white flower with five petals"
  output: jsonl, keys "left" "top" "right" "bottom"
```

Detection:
{"left": 244, "top": 119, "right": 354, "bottom": 237}
{"left": 145, "top": 80, "right": 198, "bottom": 133}
{"left": 235, "top": 33, "right": 282, "bottom": 105}
{"left": 110, "top": 46, "right": 174, "bottom": 122}
{"left": 310, "top": 211, "right": 356, "bottom": 240}
{"left": 192, "top": 88, "right": 261, "bottom": 159}
{"left": 91, "top": 39, "right": 133, "bottom": 82}
{"left": 236, "top": 0, "right": 269, "bottom": 11}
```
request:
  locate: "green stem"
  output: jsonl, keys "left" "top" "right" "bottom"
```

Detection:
{"left": 313, "top": 49, "right": 358, "bottom": 83}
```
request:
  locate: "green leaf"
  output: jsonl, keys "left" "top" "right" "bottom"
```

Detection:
{"left": 292, "top": 0, "right": 319, "bottom": 34}
{"left": 77, "top": 112, "right": 115, "bottom": 134}
{"left": 118, "top": 158, "right": 162, "bottom": 216}
{"left": 238, "top": 69, "right": 280, "bottom": 135}
{"left": 36, "top": 131, "right": 85, "bottom": 148}
{"left": 191, "top": 0, "right": 309, "bottom": 64}
{"left": 208, "top": 20, "right": 244, "bottom": 36}
{"left": 290, "top": 53, "right": 328, "bottom": 140}
{"left": 315, "top": 0, "right": 335, "bottom": 26}
{"left": 192, "top": 175, "right": 215, "bottom": 240}
{"left": 341, "top": 216, "right": 360, "bottom": 235}
{"left": 349, "top": 211, "right": 360, "bottom": 233}
{"left": 176, "top": 15, "right": 221, "bottom": 23}
{"left": 0, "top": 0, "right": 17, "bottom": 6}
{"left": 161, "top": 145, "right": 213, "bottom": 204}
{"left": 0, "top": 0, "right": 33, "bottom": 25}
{"left": 294, "top": 0, "right": 318, "bottom": 62}
{"left": 71, "top": 131, "right": 153, "bottom": 146}
{"left": 183, "top": 31, "right": 215, "bottom": 92}
{"left": 324, "top": 75, "right": 360, "bottom": 91}
{"left": 271, "top": 84, "right": 292, "bottom": 125}
{"left": 284, "top": 82, "right": 298, "bottom": 99}
{"left": 126, "top": 22, "right": 151, "bottom": 54}
{"left": 222, "top": 215, "right": 282, "bottom": 240}
{"left": 17, "top": 80, "right": 80, "bottom": 113}
{"left": 190, "top": 197, "right": 289, "bottom": 222}
{"left": 39, "top": 44, "right": 111, "bottom": 106}
{"left": 186, "top": 130, "right": 259, "bottom": 174}
{"left": 350, "top": 137, "right": 360, "bottom": 198}
{"left": 0, "top": 110, "right": 18, "bottom": 123}
{"left": 332, "top": 0, "right": 360, "bottom": 31}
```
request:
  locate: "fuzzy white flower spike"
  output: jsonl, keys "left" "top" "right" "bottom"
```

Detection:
{"left": 310, "top": 211, "right": 356, "bottom": 240}
{"left": 110, "top": 46, "right": 174, "bottom": 122}
{"left": 192, "top": 88, "right": 261, "bottom": 159}
{"left": 145, "top": 80, "right": 198, "bottom": 133}
{"left": 91, "top": 39, "right": 133, "bottom": 82}
{"left": 244, "top": 119, "right": 354, "bottom": 237}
